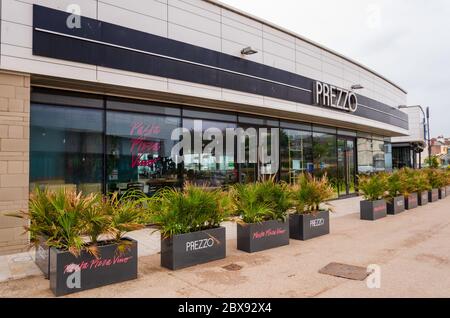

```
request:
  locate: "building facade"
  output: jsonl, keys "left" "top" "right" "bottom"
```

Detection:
{"left": 0, "top": 0, "right": 409, "bottom": 254}
{"left": 391, "top": 107, "right": 426, "bottom": 169}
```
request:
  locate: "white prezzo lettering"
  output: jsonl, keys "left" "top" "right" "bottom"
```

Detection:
{"left": 186, "top": 238, "right": 214, "bottom": 252}
{"left": 314, "top": 81, "right": 358, "bottom": 112}
{"left": 310, "top": 218, "right": 325, "bottom": 228}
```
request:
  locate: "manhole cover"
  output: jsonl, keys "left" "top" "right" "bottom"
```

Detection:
{"left": 223, "top": 264, "right": 242, "bottom": 271}
{"left": 319, "top": 262, "right": 370, "bottom": 281}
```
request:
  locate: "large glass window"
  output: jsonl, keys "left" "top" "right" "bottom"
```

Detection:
{"left": 280, "top": 129, "right": 313, "bottom": 183}
{"left": 183, "top": 119, "right": 237, "bottom": 188}
{"left": 357, "top": 138, "right": 374, "bottom": 174}
{"left": 106, "top": 111, "right": 181, "bottom": 196}
{"left": 30, "top": 104, "right": 103, "bottom": 193}
{"left": 384, "top": 143, "right": 393, "bottom": 172}
{"left": 373, "top": 139, "right": 385, "bottom": 172}
{"left": 313, "top": 132, "right": 338, "bottom": 197}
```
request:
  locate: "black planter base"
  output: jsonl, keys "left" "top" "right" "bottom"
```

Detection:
{"left": 237, "top": 220, "right": 289, "bottom": 253}
{"left": 289, "top": 211, "right": 330, "bottom": 241}
{"left": 405, "top": 193, "right": 418, "bottom": 210}
{"left": 429, "top": 189, "right": 439, "bottom": 203}
{"left": 35, "top": 237, "right": 50, "bottom": 279}
{"left": 50, "top": 238, "right": 138, "bottom": 297}
{"left": 360, "top": 200, "right": 387, "bottom": 221}
{"left": 439, "top": 188, "right": 446, "bottom": 200}
{"left": 418, "top": 192, "right": 428, "bottom": 206}
{"left": 161, "top": 227, "right": 226, "bottom": 270}
{"left": 387, "top": 196, "right": 405, "bottom": 215}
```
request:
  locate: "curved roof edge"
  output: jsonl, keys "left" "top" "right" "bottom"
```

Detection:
{"left": 205, "top": 0, "right": 408, "bottom": 95}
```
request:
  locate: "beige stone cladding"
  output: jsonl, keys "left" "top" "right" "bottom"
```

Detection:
{"left": 0, "top": 71, "right": 30, "bottom": 255}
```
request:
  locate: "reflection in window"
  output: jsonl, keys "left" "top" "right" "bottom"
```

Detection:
{"left": 373, "top": 140, "right": 386, "bottom": 172}
{"left": 30, "top": 104, "right": 103, "bottom": 193}
{"left": 183, "top": 119, "right": 237, "bottom": 188}
{"left": 357, "top": 138, "right": 374, "bottom": 174}
{"left": 280, "top": 129, "right": 313, "bottom": 183}
{"left": 106, "top": 111, "right": 181, "bottom": 196}
{"left": 313, "top": 132, "right": 338, "bottom": 196}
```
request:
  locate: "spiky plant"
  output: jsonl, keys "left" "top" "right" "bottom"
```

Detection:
{"left": 144, "top": 183, "right": 232, "bottom": 238}
{"left": 424, "top": 168, "right": 446, "bottom": 189}
{"left": 386, "top": 170, "right": 403, "bottom": 200}
{"left": 291, "top": 173, "right": 334, "bottom": 214}
{"left": 231, "top": 183, "right": 276, "bottom": 224}
{"left": 358, "top": 173, "right": 388, "bottom": 201}
{"left": 8, "top": 187, "right": 145, "bottom": 257}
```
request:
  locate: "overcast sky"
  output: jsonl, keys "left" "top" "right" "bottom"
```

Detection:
{"left": 220, "top": 0, "right": 450, "bottom": 137}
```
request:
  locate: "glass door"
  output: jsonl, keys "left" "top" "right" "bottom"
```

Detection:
{"left": 337, "top": 137, "right": 356, "bottom": 197}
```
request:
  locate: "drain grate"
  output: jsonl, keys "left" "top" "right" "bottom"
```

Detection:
{"left": 223, "top": 263, "right": 242, "bottom": 271}
{"left": 319, "top": 262, "right": 370, "bottom": 281}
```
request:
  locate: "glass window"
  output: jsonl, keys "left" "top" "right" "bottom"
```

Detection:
{"left": 313, "top": 132, "right": 338, "bottom": 197}
{"left": 384, "top": 143, "right": 393, "bottom": 172}
{"left": 357, "top": 138, "right": 374, "bottom": 174}
{"left": 106, "top": 111, "right": 182, "bottom": 196}
{"left": 183, "top": 119, "right": 238, "bottom": 188}
{"left": 30, "top": 104, "right": 104, "bottom": 193}
{"left": 280, "top": 129, "right": 313, "bottom": 183}
{"left": 373, "top": 140, "right": 385, "bottom": 172}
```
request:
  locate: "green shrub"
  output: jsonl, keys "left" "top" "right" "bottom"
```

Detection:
{"left": 424, "top": 168, "right": 446, "bottom": 189}
{"left": 386, "top": 170, "right": 402, "bottom": 199}
{"left": 358, "top": 173, "right": 388, "bottom": 201}
{"left": 8, "top": 187, "right": 145, "bottom": 257}
{"left": 425, "top": 155, "right": 440, "bottom": 169}
{"left": 291, "top": 174, "right": 334, "bottom": 214}
{"left": 144, "top": 183, "right": 232, "bottom": 238}
{"left": 231, "top": 178, "right": 292, "bottom": 224}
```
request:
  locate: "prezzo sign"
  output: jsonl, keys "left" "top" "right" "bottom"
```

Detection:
{"left": 313, "top": 81, "right": 358, "bottom": 113}
{"left": 310, "top": 218, "right": 325, "bottom": 228}
{"left": 186, "top": 238, "right": 215, "bottom": 252}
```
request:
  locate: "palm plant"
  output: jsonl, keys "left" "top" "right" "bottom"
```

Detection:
{"left": 358, "top": 173, "right": 388, "bottom": 201}
{"left": 231, "top": 182, "right": 276, "bottom": 224}
{"left": 386, "top": 170, "right": 403, "bottom": 200}
{"left": 291, "top": 173, "right": 334, "bottom": 214}
{"left": 144, "top": 183, "right": 231, "bottom": 238}
{"left": 9, "top": 187, "right": 146, "bottom": 257}
{"left": 9, "top": 187, "right": 101, "bottom": 257}
{"left": 424, "top": 168, "right": 445, "bottom": 189}
{"left": 413, "top": 169, "right": 432, "bottom": 193}
{"left": 231, "top": 178, "right": 292, "bottom": 224}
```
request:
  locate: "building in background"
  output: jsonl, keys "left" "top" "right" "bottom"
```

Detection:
{"left": 391, "top": 107, "right": 426, "bottom": 169}
{"left": 429, "top": 137, "right": 450, "bottom": 166}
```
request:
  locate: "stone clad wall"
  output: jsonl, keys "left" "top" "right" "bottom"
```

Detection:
{"left": 0, "top": 71, "right": 30, "bottom": 255}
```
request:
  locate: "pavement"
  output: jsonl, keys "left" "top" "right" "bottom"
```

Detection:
{"left": 1, "top": 195, "right": 450, "bottom": 298}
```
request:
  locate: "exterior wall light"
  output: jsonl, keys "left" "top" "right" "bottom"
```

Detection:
{"left": 351, "top": 84, "right": 364, "bottom": 90}
{"left": 241, "top": 46, "right": 258, "bottom": 55}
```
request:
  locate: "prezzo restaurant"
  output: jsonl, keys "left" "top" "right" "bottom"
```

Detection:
{"left": 0, "top": 0, "right": 409, "bottom": 253}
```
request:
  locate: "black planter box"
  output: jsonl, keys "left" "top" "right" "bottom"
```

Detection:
{"left": 50, "top": 238, "right": 138, "bottom": 297}
{"left": 35, "top": 236, "right": 50, "bottom": 279}
{"left": 237, "top": 220, "right": 289, "bottom": 253}
{"left": 447, "top": 186, "right": 450, "bottom": 196}
{"left": 161, "top": 227, "right": 226, "bottom": 270}
{"left": 439, "top": 188, "right": 446, "bottom": 199}
{"left": 417, "top": 192, "right": 428, "bottom": 206}
{"left": 360, "top": 199, "right": 387, "bottom": 221}
{"left": 405, "top": 192, "right": 420, "bottom": 210}
{"left": 429, "top": 189, "right": 439, "bottom": 202}
{"left": 289, "top": 211, "right": 330, "bottom": 241}
{"left": 387, "top": 196, "right": 405, "bottom": 215}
